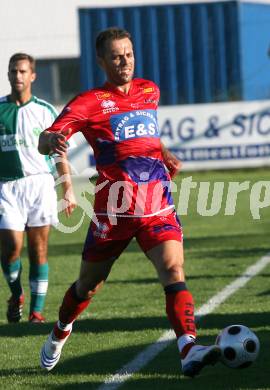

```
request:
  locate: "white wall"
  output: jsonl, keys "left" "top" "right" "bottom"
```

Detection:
{"left": 1, "top": 0, "right": 269, "bottom": 95}
{"left": 0, "top": 0, "right": 205, "bottom": 94}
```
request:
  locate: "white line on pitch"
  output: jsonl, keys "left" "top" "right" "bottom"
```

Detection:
{"left": 97, "top": 253, "right": 270, "bottom": 390}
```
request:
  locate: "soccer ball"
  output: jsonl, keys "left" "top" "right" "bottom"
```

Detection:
{"left": 216, "top": 324, "right": 260, "bottom": 369}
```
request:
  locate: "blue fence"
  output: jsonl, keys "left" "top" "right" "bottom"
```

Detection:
{"left": 79, "top": 1, "right": 270, "bottom": 105}
{"left": 238, "top": 2, "right": 270, "bottom": 101}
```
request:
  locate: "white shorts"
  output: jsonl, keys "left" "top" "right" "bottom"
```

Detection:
{"left": 0, "top": 174, "right": 58, "bottom": 231}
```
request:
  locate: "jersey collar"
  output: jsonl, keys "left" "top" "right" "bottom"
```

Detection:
{"left": 103, "top": 80, "right": 135, "bottom": 96}
{"left": 7, "top": 94, "right": 35, "bottom": 107}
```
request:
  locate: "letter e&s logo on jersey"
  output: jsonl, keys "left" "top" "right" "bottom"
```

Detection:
{"left": 110, "top": 109, "right": 159, "bottom": 141}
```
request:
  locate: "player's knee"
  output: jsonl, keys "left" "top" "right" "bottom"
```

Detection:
{"left": 28, "top": 246, "right": 48, "bottom": 263}
{"left": 168, "top": 263, "right": 183, "bottom": 276}
{"left": 1, "top": 246, "right": 21, "bottom": 261}
{"left": 77, "top": 279, "right": 104, "bottom": 299}
{"left": 161, "top": 263, "right": 184, "bottom": 283}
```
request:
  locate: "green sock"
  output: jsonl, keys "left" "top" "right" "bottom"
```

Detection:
{"left": 1, "top": 258, "right": 23, "bottom": 298}
{"left": 29, "top": 262, "right": 49, "bottom": 314}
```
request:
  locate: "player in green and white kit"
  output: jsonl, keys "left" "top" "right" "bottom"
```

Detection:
{"left": 0, "top": 53, "right": 76, "bottom": 323}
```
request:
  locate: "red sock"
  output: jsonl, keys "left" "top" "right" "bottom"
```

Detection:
{"left": 181, "top": 341, "right": 195, "bottom": 359}
{"left": 53, "top": 323, "right": 71, "bottom": 340}
{"left": 165, "top": 289, "right": 196, "bottom": 339}
{"left": 58, "top": 283, "right": 91, "bottom": 325}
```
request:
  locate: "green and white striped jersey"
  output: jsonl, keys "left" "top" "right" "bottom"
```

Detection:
{"left": 0, "top": 95, "right": 58, "bottom": 181}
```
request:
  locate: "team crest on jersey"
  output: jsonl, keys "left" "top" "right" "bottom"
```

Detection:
{"left": 93, "top": 222, "right": 109, "bottom": 239}
{"left": 101, "top": 100, "right": 119, "bottom": 114}
{"left": 101, "top": 100, "right": 116, "bottom": 109}
{"left": 95, "top": 92, "right": 112, "bottom": 100}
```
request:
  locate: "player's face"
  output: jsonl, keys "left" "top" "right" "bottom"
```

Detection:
{"left": 99, "top": 38, "right": 135, "bottom": 86}
{"left": 8, "top": 59, "right": 36, "bottom": 94}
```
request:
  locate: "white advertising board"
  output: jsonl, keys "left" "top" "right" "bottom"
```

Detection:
{"left": 158, "top": 100, "right": 270, "bottom": 170}
{"left": 68, "top": 100, "right": 270, "bottom": 175}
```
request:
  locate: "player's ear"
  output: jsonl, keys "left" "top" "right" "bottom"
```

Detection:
{"left": 31, "top": 72, "right": 37, "bottom": 83}
{"left": 97, "top": 56, "right": 105, "bottom": 70}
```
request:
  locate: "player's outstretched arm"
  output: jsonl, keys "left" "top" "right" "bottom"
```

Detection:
{"left": 161, "top": 142, "right": 182, "bottom": 178}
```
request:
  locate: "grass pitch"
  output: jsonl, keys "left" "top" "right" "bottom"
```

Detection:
{"left": 0, "top": 168, "right": 269, "bottom": 389}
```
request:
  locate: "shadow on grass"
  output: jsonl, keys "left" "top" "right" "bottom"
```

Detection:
{"left": 0, "top": 311, "right": 269, "bottom": 389}
{"left": 0, "top": 310, "right": 269, "bottom": 338}
{"left": 0, "top": 323, "right": 268, "bottom": 390}
{"left": 197, "top": 311, "right": 270, "bottom": 331}
{"left": 186, "top": 247, "right": 269, "bottom": 260}
{"left": 21, "top": 231, "right": 270, "bottom": 259}
{"left": 257, "top": 288, "right": 270, "bottom": 296}
{"left": 107, "top": 270, "right": 270, "bottom": 284}
{"left": 183, "top": 232, "right": 270, "bottom": 248}
{"left": 0, "top": 315, "right": 169, "bottom": 337}
{"left": 21, "top": 239, "right": 141, "bottom": 258}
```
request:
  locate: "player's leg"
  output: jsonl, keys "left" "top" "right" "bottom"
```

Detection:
{"left": 146, "top": 240, "right": 221, "bottom": 377}
{"left": 137, "top": 212, "right": 221, "bottom": 377}
{"left": 40, "top": 216, "right": 132, "bottom": 371}
{"left": 0, "top": 180, "right": 26, "bottom": 322}
{"left": 40, "top": 256, "right": 116, "bottom": 371}
{"left": 0, "top": 229, "right": 25, "bottom": 322}
{"left": 53, "top": 216, "right": 132, "bottom": 330}
{"left": 56, "top": 255, "right": 116, "bottom": 329}
{"left": 146, "top": 240, "right": 196, "bottom": 353}
{"left": 26, "top": 225, "right": 50, "bottom": 323}
{"left": 53, "top": 220, "right": 132, "bottom": 330}
{"left": 26, "top": 174, "right": 58, "bottom": 322}
{"left": 146, "top": 240, "right": 195, "bottom": 336}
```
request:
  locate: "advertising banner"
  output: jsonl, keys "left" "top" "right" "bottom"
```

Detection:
{"left": 158, "top": 100, "right": 270, "bottom": 170}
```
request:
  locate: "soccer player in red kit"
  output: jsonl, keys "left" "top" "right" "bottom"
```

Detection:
{"left": 39, "top": 27, "right": 221, "bottom": 377}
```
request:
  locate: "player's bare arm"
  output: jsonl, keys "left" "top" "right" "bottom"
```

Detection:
{"left": 38, "top": 129, "right": 76, "bottom": 216}
{"left": 55, "top": 155, "right": 77, "bottom": 217}
{"left": 161, "top": 142, "right": 182, "bottom": 178}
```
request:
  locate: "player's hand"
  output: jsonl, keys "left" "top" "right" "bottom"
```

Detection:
{"left": 161, "top": 143, "right": 182, "bottom": 178}
{"left": 166, "top": 157, "right": 182, "bottom": 178}
{"left": 48, "top": 128, "right": 72, "bottom": 155}
{"left": 62, "top": 185, "right": 77, "bottom": 217}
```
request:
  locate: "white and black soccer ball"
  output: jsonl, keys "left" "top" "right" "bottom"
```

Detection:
{"left": 216, "top": 324, "right": 260, "bottom": 369}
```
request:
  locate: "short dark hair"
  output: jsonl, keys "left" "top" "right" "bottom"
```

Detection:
{"left": 96, "top": 27, "right": 132, "bottom": 58}
{"left": 8, "top": 53, "right": 36, "bottom": 72}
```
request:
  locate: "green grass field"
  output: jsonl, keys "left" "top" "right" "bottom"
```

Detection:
{"left": 0, "top": 168, "right": 270, "bottom": 389}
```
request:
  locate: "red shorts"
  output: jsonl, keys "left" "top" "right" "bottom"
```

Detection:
{"left": 82, "top": 210, "right": 183, "bottom": 262}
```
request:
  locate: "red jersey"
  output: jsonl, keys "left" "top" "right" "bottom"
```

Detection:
{"left": 47, "top": 78, "right": 174, "bottom": 217}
